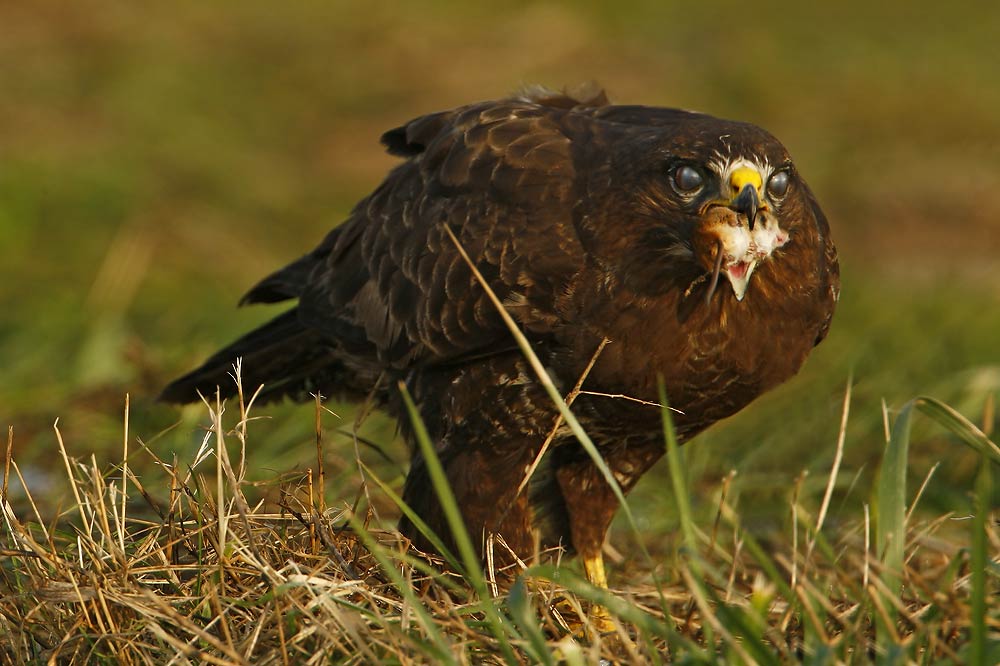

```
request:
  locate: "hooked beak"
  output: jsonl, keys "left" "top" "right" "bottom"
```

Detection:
{"left": 731, "top": 184, "right": 759, "bottom": 230}
{"left": 728, "top": 166, "right": 763, "bottom": 230}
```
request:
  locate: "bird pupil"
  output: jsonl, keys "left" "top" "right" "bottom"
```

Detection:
{"left": 769, "top": 171, "right": 789, "bottom": 196}
{"left": 676, "top": 165, "right": 701, "bottom": 191}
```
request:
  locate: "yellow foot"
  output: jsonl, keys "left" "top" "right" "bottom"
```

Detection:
{"left": 581, "top": 551, "right": 615, "bottom": 636}
{"left": 587, "top": 603, "right": 616, "bottom": 636}
{"left": 554, "top": 599, "right": 616, "bottom": 639}
{"left": 582, "top": 552, "right": 608, "bottom": 589}
{"left": 549, "top": 551, "right": 618, "bottom": 638}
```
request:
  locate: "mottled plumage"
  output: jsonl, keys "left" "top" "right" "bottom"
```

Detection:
{"left": 162, "top": 88, "right": 839, "bottom": 576}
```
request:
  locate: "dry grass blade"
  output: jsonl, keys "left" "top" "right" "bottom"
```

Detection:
{"left": 810, "top": 377, "right": 851, "bottom": 556}
{"left": 1, "top": 384, "right": 995, "bottom": 663}
{"left": 514, "top": 337, "right": 609, "bottom": 501}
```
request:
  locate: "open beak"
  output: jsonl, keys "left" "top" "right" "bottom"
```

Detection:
{"left": 728, "top": 166, "right": 763, "bottom": 230}
{"left": 726, "top": 258, "right": 757, "bottom": 301}
{"left": 704, "top": 239, "right": 757, "bottom": 304}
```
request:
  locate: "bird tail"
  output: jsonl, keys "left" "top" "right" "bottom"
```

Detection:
{"left": 159, "top": 309, "right": 348, "bottom": 405}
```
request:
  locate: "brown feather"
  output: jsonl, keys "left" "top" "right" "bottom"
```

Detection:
{"left": 162, "top": 88, "right": 839, "bottom": 568}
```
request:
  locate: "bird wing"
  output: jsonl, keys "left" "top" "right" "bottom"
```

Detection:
{"left": 245, "top": 94, "right": 599, "bottom": 371}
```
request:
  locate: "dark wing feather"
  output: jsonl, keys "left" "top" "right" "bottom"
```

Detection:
{"left": 162, "top": 93, "right": 602, "bottom": 402}
{"left": 159, "top": 310, "right": 359, "bottom": 404}
{"left": 239, "top": 226, "right": 344, "bottom": 305}
{"left": 295, "top": 98, "right": 591, "bottom": 369}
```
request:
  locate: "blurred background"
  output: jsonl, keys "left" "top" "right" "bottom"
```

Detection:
{"left": 2, "top": 1, "right": 998, "bottom": 535}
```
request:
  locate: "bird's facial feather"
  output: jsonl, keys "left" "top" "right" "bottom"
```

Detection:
{"left": 603, "top": 126, "right": 800, "bottom": 299}
{"left": 693, "top": 206, "right": 789, "bottom": 301}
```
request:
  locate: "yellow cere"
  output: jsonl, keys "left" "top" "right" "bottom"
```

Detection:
{"left": 729, "top": 166, "right": 763, "bottom": 196}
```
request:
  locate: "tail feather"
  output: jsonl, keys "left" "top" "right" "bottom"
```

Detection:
{"left": 159, "top": 309, "right": 350, "bottom": 404}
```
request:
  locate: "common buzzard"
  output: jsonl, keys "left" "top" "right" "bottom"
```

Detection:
{"left": 162, "top": 87, "right": 839, "bottom": 598}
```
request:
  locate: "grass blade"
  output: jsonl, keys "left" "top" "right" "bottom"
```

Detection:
{"left": 969, "top": 447, "right": 991, "bottom": 665}
{"left": 738, "top": 528, "right": 827, "bottom": 640}
{"left": 397, "top": 383, "right": 521, "bottom": 664}
{"left": 444, "top": 225, "right": 674, "bottom": 621}
{"left": 874, "top": 394, "right": 999, "bottom": 656}
{"left": 443, "top": 226, "right": 646, "bottom": 546}
{"left": 877, "top": 403, "right": 913, "bottom": 574}
{"left": 507, "top": 577, "right": 556, "bottom": 666}
{"left": 913, "top": 396, "right": 1000, "bottom": 465}
{"left": 659, "top": 380, "right": 696, "bottom": 555}
{"left": 525, "top": 563, "right": 705, "bottom": 653}
{"left": 358, "top": 459, "right": 463, "bottom": 573}
{"left": 346, "top": 513, "right": 458, "bottom": 665}
{"left": 875, "top": 400, "right": 912, "bottom": 643}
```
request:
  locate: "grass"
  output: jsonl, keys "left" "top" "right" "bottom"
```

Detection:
{"left": 1, "top": 371, "right": 997, "bottom": 664}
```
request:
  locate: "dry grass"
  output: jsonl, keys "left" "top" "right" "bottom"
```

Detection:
{"left": 1, "top": 378, "right": 997, "bottom": 665}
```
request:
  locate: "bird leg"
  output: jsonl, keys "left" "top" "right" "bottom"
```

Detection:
{"left": 581, "top": 550, "right": 616, "bottom": 634}
{"left": 555, "top": 463, "right": 622, "bottom": 636}
{"left": 400, "top": 445, "right": 537, "bottom": 566}
{"left": 551, "top": 545, "right": 615, "bottom": 637}
{"left": 553, "top": 444, "right": 664, "bottom": 636}
{"left": 583, "top": 551, "right": 608, "bottom": 589}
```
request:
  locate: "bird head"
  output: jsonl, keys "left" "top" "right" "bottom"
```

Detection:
{"left": 667, "top": 154, "right": 792, "bottom": 302}
{"left": 592, "top": 111, "right": 813, "bottom": 303}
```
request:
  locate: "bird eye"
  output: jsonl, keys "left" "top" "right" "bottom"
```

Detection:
{"left": 673, "top": 165, "right": 703, "bottom": 192}
{"left": 767, "top": 170, "right": 790, "bottom": 198}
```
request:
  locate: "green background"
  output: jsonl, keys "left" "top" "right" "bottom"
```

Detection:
{"left": 2, "top": 1, "right": 998, "bottom": 535}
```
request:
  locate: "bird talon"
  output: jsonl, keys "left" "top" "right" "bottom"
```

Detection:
{"left": 587, "top": 604, "right": 617, "bottom": 637}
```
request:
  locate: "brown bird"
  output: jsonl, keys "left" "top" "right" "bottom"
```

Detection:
{"left": 161, "top": 87, "right": 839, "bottom": 597}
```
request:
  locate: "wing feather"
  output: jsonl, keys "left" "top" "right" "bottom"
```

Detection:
{"left": 292, "top": 98, "right": 594, "bottom": 369}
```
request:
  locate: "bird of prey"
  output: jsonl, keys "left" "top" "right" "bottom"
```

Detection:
{"left": 162, "top": 87, "right": 839, "bottom": 599}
